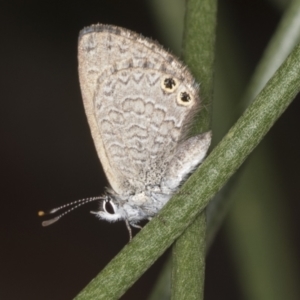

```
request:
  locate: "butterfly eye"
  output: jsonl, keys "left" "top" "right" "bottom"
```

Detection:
{"left": 161, "top": 76, "right": 179, "bottom": 93}
{"left": 103, "top": 200, "right": 115, "bottom": 214}
{"left": 177, "top": 91, "right": 194, "bottom": 106}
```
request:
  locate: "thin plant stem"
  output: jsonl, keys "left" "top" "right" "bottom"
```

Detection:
{"left": 171, "top": 0, "right": 217, "bottom": 299}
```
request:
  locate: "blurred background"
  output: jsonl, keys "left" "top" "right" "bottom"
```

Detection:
{"left": 1, "top": 0, "right": 299, "bottom": 299}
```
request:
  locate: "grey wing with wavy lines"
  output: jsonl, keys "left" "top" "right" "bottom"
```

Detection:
{"left": 78, "top": 24, "right": 206, "bottom": 197}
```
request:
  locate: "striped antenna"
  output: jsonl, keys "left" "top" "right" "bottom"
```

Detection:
{"left": 38, "top": 196, "right": 104, "bottom": 226}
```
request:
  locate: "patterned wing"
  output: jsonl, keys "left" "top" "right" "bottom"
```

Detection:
{"left": 78, "top": 24, "right": 200, "bottom": 196}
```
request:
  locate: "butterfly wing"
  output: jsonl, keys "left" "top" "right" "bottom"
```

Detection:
{"left": 78, "top": 24, "right": 200, "bottom": 196}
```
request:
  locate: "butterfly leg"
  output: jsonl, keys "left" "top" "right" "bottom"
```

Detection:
{"left": 125, "top": 219, "right": 133, "bottom": 241}
{"left": 130, "top": 223, "right": 143, "bottom": 229}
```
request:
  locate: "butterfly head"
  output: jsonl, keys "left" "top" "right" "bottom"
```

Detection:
{"left": 93, "top": 196, "right": 126, "bottom": 222}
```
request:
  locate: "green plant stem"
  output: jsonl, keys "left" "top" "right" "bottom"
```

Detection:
{"left": 75, "top": 42, "right": 300, "bottom": 300}
{"left": 227, "top": 144, "right": 300, "bottom": 300}
{"left": 182, "top": 0, "right": 216, "bottom": 133}
{"left": 206, "top": 0, "right": 300, "bottom": 248}
{"left": 172, "top": 216, "right": 206, "bottom": 300}
{"left": 243, "top": 0, "right": 300, "bottom": 105}
{"left": 225, "top": 1, "right": 300, "bottom": 299}
{"left": 171, "top": 0, "right": 217, "bottom": 299}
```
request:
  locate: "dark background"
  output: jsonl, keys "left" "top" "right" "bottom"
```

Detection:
{"left": 1, "top": 1, "right": 299, "bottom": 299}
